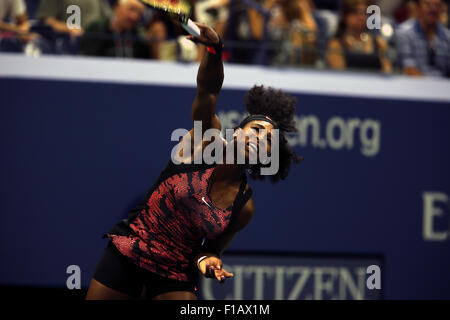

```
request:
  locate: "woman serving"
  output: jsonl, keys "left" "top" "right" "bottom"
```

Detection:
{"left": 86, "top": 22, "right": 302, "bottom": 300}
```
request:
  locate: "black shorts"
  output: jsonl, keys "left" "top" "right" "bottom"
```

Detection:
{"left": 93, "top": 241, "right": 198, "bottom": 299}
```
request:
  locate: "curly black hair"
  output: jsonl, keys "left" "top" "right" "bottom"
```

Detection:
{"left": 243, "top": 85, "right": 303, "bottom": 183}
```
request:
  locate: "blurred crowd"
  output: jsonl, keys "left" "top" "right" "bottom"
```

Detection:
{"left": 0, "top": 0, "right": 449, "bottom": 77}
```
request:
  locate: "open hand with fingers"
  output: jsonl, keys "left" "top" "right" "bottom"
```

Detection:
{"left": 185, "top": 22, "right": 220, "bottom": 47}
{"left": 198, "top": 255, "right": 234, "bottom": 283}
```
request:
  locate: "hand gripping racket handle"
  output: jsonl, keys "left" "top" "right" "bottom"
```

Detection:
{"left": 181, "top": 19, "right": 201, "bottom": 37}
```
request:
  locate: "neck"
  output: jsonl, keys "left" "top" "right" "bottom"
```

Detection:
{"left": 215, "top": 163, "right": 246, "bottom": 183}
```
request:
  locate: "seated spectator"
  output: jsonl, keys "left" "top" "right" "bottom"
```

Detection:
{"left": 0, "top": 0, "right": 37, "bottom": 52}
{"left": 226, "top": 0, "right": 276, "bottom": 64}
{"left": 144, "top": 11, "right": 185, "bottom": 60}
{"left": 269, "top": 0, "right": 328, "bottom": 66}
{"left": 78, "top": 0, "right": 149, "bottom": 59}
{"left": 145, "top": 13, "right": 169, "bottom": 60}
{"left": 326, "top": 0, "right": 392, "bottom": 73}
{"left": 37, "top": 0, "right": 111, "bottom": 40}
{"left": 396, "top": 0, "right": 450, "bottom": 77}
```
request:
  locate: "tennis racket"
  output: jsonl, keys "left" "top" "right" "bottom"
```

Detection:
{"left": 139, "top": 0, "right": 201, "bottom": 37}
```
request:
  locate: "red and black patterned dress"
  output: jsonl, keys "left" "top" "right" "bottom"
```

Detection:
{"left": 104, "top": 161, "right": 253, "bottom": 283}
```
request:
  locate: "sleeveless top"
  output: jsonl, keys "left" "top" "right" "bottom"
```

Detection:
{"left": 104, "top": 160, "right": 253, "bottom": 282}
{"left": 342, "top": 35, "right": 382, "bottom": 71}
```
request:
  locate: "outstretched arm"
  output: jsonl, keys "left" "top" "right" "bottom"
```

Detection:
{"left": 188, "top": 23, "right": 224, "bottom": 132}
{"left": 195, "top": 197, "right": 255, "bottom": 283}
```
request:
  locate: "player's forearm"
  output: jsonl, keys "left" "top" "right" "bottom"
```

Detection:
{"left": 199, "top": 230, "right": 237, "bottom": 259}
{"left": 196, "top": 47, "right": 224, "bottom": 96}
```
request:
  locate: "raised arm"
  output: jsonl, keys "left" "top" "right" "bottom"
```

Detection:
{"left": 188, "top": 23, "right": 224, "bottom": 132}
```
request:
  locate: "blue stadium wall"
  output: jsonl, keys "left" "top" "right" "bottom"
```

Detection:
{"left": 0, "top": 54, "right": 449, "bottom": 299}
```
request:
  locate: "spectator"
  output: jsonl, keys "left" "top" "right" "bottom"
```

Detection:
{"left": 37, "top": 0, "right": 111, "bottom": 40}
{"left": 396, "top": 0, "right": 450, "bottom": 77}
{"left": 145, "top": 13, "right": 170, "bottom": 60}
{"left": 226, "top": 0, "right": 276, "bottom": 64}
{"left": 326, "top": 0, "right": 392, "bottom": 73}
{"left": 269, "top": 0, "right": 328, "bottom": 66}
{"left": 0, "top": 0, "right": 38, "bottom": 52}
{"left": 144, "top": 10, "right": 187, "bottom": 60}
{"left": 78, "top": 0, "right": 149, "bottom": 59}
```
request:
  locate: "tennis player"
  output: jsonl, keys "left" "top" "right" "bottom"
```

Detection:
{"left": 86, "top": 22, "right": 302, "bottom": 300}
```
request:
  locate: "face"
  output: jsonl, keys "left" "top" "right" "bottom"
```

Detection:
{"left": 418, "top": 0, "right": 443, "bottom": 26}
{"left": 115, "top": 0, "right": 145, "bottom": 31}
{"left": 345, "top": 4, "right": 368, "bottom": 33}
{"left": 233, "top": 120, "right": 276, "bottom": 165}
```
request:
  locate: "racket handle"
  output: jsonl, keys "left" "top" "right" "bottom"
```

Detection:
{"left": 182, "top": 19, "right": 201, "bottom": 37}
